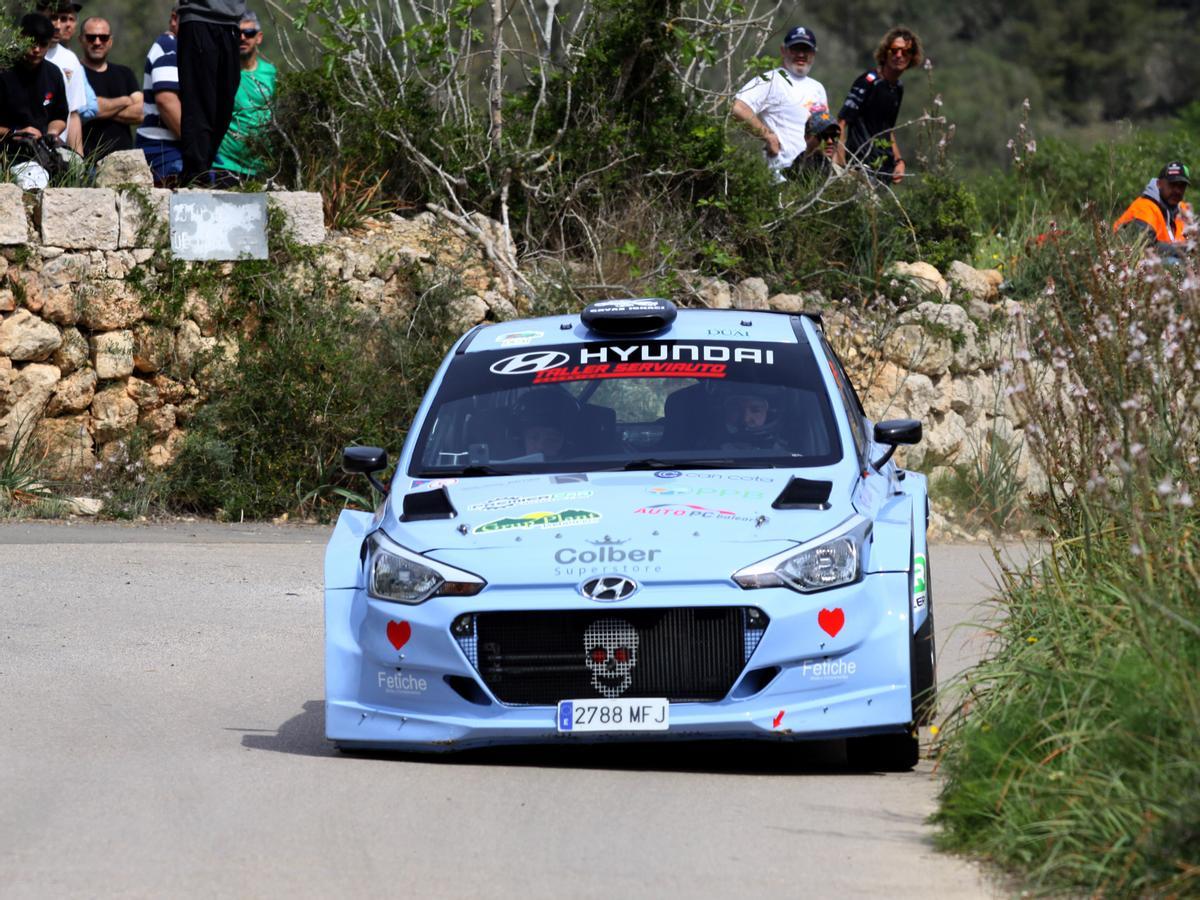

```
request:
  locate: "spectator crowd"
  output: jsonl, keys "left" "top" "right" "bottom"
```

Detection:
{"left": 0, "top": 0, "right": 276, "bottom": 190}
{"left": 733, "top": 24, "right": 923, "bottom": 186}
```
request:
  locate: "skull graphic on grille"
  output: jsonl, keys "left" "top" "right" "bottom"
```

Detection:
{"left": 584, "top": 619, "right": 639, "bottom": 698}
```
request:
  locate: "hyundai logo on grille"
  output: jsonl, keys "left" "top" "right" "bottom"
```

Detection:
{"left": 579, "top": 575, "right": 639, "bottom": 602}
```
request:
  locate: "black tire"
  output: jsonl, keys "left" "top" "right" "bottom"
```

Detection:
{"left": 845, "top": 731, "right": 920, "bottom": 772}
{"left": 910, "top": 556, "right": 937, "bottom": 726}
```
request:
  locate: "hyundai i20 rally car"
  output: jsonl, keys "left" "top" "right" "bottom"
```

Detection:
{"left": 326, "top": 298, "right": 935, "bottom": 769}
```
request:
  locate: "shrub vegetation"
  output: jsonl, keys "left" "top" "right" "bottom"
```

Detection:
{"left": 933, "top": 230, "right": 1200, "bottom": 895}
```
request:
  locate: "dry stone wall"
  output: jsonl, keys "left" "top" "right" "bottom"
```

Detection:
{"left": 0, "top": 181, "right": 1040, "bottom": 507}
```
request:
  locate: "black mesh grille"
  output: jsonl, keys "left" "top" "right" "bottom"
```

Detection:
{"left": 471, "top": 607, "right": 763, "bottom": 705}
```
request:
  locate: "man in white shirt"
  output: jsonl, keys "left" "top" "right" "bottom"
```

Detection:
{"left": 36, "top": 0, "right": 86, "bottom": 154}
{"left": 732, "top": 26, "right": 828, "bottom": 179}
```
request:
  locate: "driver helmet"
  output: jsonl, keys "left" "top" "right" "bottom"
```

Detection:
{"left": 720, "top": 383, "right": 782, "bottom": 442}
{"left": 513, "top": 388, "right": 579, "bottom": 456}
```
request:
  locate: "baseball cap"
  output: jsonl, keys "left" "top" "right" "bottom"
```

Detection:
{"left": 806, "top": 107, "right": 838, "bottom": 138}
{"left": 1159, "top": 161, "right": 1191, "bottom": 185}
{"left": 783, "top": 26, "right": 817, "bottom": 50}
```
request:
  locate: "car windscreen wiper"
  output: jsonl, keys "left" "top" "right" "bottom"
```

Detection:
{"left": 413, "top": 465, "right": 529, "bottom": 478}
{"left": 619, "top": 458, "right": 767, "bottom": 471}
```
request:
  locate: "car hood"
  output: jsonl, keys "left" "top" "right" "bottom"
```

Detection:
{"left": 379, "top": 470, "right": 858, "bottom": 584}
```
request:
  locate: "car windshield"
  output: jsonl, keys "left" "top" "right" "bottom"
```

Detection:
{"left": 410, "top": 338, "right": 843, "bottom": 475}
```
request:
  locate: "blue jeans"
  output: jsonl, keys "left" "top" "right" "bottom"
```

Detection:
{"left": 135, "top": 137, "right": 183, "bottom": 185}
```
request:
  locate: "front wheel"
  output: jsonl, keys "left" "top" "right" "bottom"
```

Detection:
{"left": 845, "top": 731, "right": 919, "bottom": 772}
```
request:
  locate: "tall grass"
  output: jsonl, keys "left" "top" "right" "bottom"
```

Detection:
{"left": 933, "top": 226, "right": 1200, "bottom": 895}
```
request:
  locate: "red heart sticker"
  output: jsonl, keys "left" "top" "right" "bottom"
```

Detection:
{"left": 386, "top": 619, "right": 412, "bottom": 650}
{"left": 818, "top": 607, "right": 845, "bottom": 638}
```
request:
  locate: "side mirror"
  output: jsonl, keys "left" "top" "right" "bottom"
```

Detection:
{"left": 343, "top": 446, "right": 390, "bottom": 495}
{"left": 870, "top": 419, "right": 922, "bottom": 470}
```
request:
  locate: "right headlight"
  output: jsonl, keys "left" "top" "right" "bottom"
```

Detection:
{"left": 732, "top": 515, "right": 870, "bottom": 593}
{"left": 366, "top": 531, "right": 486, "bottom": 604}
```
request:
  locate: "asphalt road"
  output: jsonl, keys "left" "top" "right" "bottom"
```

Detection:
{"left": 0, "top": 522, "right": 1022, "bottom": 898}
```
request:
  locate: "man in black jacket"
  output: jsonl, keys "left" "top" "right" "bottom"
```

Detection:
{"left": 0, "top": 14, "right": 69, "bottom": 187}
{"left": 176, "top": 0, "right": 246, "bottom": 183}
{"left": 836, "top": 26, "right": 923, "bottom": 185}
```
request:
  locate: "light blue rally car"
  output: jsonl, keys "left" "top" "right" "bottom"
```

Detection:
{"left": 325, "top": 298, "right": 935, "bottom": 769}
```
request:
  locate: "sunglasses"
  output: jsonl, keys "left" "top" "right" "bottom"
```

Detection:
{"left": 888, "top": 45, "right": 913, "bottom": 57}
{"left": 240, "top": 28, "right": 259, "bottom": 37}
{"left": 83, "top": 33, "right": 111, "bottom": 43}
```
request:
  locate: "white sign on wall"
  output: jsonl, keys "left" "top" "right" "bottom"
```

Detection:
{"left": 169, "top": 192, "right": 269, "bottom": 260}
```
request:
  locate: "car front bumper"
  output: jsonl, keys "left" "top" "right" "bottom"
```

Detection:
{"left": 325, "top": 572, "right": 914, "bottom": 751}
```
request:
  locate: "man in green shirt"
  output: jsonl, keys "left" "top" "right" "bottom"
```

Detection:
{"left": 213, "top": 10, "right": 275, "bottom": 184}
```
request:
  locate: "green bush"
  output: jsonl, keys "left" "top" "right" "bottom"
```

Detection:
{"left": 903, "top": 173, "right": 980, "bottom": 272}
{"left": 163, "top": 266, "right": 457, "bottom": 520}
{"left": 934, "top": 227, "right": 1200, "bottom": 895}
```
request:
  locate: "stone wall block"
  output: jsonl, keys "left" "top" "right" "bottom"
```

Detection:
{"left": 39, "top": 252, "right": 88, "bottom": 287}
{"left": 882, "top": 323, "right": 953, "bottom": 376}
{"left": 768, "top": 293, "right": 805, "bottom": 313}
{"left": 90, "top": 382, "right": 138, "bottom": 443}
{"left": 925, "top": 409, "right": 968, "bottom": 459}
{"left": 150, "top": 373, "right": 188, "bottom": 405}
{"left": 732, "top": 277, "right": 770, "bottom": 311}
{"left": 447, "top": 296, "right": 488, "bottom": 332}
{"left": 0, "top": 362, "right": 60, "bottom": 451}
{"left": 184, "top": 289, "right": 215, "bottom": 335}
{"left": 0, "top": 309, "right": 61, "bottom": 361}
{"left": 41, "top": 284, "right": 79, "bottom": 325}
{"left": 133, "top": 323, "right": 174, "bottom": 373}
{"left": 90, "top": 330, "right": 135, "bottom": 379}
{"left": 269, "top": 192, "right": 326, "bottom": 246}
{"left": 117, "top": 189, "right": 171, "bottom": 249}
{"left": 11, "top": 270, "right": 43, "bottom": 313}
{"left": 94, "top": 150, "right": 154, "bottom": 189}
{"left": 0, "top": 288, "right": 13, "bottom": 313}
{"left": 139, "top": 404, "right": 175, "bottom": 437}
{"left": 148, "top": 427, "right": 185, "bottom": 467}
{"left": 41, "top": 188, "right": 119, "bottom": 250}
{"left": 698, "top": 277, "right": 732, "bottom": 310}
{"left": 480, "top": 289, "right": 517, "bottom": 321}
{"left": 32, "top": 413, "right": 94, "bottom": 478}
{"left": 888, "top": 261, "right": 950, "bottom": 300}
{"left": 126, "top": 376, "right": 160, "bottom": 410}
{"left": 105, "top": 250, "right": 136, "bottom": 279}
{"left": 0, "top": 183, "right": 28, "bottom": 244}
{"left": 53, "top": 327, "right": 88, "bottom": 375}
{"left": 174, "top": 320, "right": 205, "bottom": 376}
{"left": 78, "top": 280, "right": 143, "bottom": 331}
{"left": 46, "top": 368, "right": 97, "bottom": 416}
{"left": 947, "top": 260, "right": 998, "bottom": 304}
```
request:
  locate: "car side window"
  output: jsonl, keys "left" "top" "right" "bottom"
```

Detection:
{"left": 818, "top": 334, "right": 868, "bottom": 465}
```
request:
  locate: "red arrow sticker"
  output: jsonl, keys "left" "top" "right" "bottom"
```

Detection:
{"left": 773, "top": 710, "right": 785, "bottom": 728}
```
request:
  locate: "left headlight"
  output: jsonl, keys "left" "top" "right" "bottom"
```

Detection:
{"left": 366, "top": 531, "right": 486, "bottom": 604}
{"left": 733, "top": 515, "right": 870, "bottom": 593}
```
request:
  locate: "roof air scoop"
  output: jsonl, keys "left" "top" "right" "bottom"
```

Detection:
{"left": 581, "top": 298, "right": 677, "bottom": 336}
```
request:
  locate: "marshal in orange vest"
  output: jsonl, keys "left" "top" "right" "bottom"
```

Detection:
{"left": 1113, "top": 196, "right": 1192, "bottom": 243}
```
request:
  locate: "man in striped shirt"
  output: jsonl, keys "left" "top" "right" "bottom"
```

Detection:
{"left": 134, "top": 8, "right": 181, "bottom": 186}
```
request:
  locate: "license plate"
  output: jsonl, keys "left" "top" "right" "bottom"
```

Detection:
{"left": 557, "top": 698, "right": 669, "bottom": 733}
